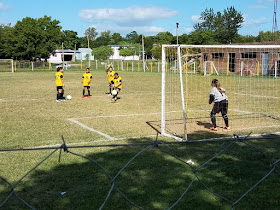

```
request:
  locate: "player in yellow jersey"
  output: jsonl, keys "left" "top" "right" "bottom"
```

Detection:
{"left": 81, "top": 67, "right": 93, "bottom": 98}
{"left": 106, "top": 65, "right": 115, "bottom": 95}
{"left": 111, "top": 72, "right": 122, "bottom": 103}
{"left": 55, "top": 67, "right": 64, "bottom": 102}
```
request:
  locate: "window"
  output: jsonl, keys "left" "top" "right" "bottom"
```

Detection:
{"left": 212, "top": 53, "right": 224, "bottom": 59}
{"left": 241, "top": 52, "right": 257, "bottom": 59}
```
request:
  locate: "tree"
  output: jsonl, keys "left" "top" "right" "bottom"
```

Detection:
{"left": 155, "top": 32, "right": 173, "bottom": 44}
{"left": 151, "top": 45, "right": 162, "bottom": 60}
{"left": 111, "top": 33, "right": 123, "bottom": 44}
{"left": 119, "top": 48, "right": 134, "bottom": 56}
{"left": 91, "top": 46, "right": 113, "bottom": 60}
{"left": 93, "top": 30, "right": 112, "bottom": 47}
{"left": 2, "top": 16, "right": 62, "bottom": 60}
{"left": 84, "top": 27, "right": 98, "bottom": 40}
{"left": 126, "top": 31, "right": 139, "bottom": 43}
{"left": 189, "top": 30, "right": 217, "bottom": 45}
{"left": 193, "top": 7, "right": 244, "bottom": 44}
{"left": 62, "top": 30, "right": 79, "bottom": 49}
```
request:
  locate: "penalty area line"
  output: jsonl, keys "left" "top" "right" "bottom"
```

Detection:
{"left": 68, "top": 118, "right": 116, "bottom": 140}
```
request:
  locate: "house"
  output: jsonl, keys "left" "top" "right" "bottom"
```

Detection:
{"left": 76, "top": 48, "right": 94, "bottom": 61}
{"left": 109, "top": 45, "right": 140, "bottom": 60}
{"left": 197, "top": 43, "right": 280, "bottom": 75}
{"left": 48, "top": 48, "right": 94, "bottom": 64}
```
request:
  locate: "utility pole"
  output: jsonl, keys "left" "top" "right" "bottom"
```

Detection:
{"left": 87, "top": 35, "right": 90, "bottom": 67}
{"left": 176, "top": 23, "right": 179, "bottom": 45}
{"left": 272, "top": 0, "right": 278, "bottom": 41}
{"left": 142, "top": 34, "right": 145, "bottom": 72}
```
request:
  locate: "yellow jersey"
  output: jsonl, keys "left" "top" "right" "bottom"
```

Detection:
{"left": 108, "top": 71, "right": 115, "bottom": 82}
{"left": 114, "top": 76, "right": 122, "bottom": 89}
{"left": 55, "top": 72, "right": 63, "bottom": 86}
{"left": 82, "top": 73, "right": 92, "bottom": 86}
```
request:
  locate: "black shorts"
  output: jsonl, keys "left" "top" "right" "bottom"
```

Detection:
{"left": 211, "top": 99, "right": 228, "bottom": 115}
{"left": 57, "top": 86, "right": 63, "bottom": 91}
{"left": 110, "top": 80, "right": 114, "bottom": 84}
{"left": 83, "top": 86, "right": 90, "bottom": 89}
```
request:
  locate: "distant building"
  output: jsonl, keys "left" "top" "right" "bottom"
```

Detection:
{"left": 48, "top": 48, "right": 94, "bottom": 64}
{"left": 109, "top": 45, "right": 140, "bottom": 60}
{"left": 199, "top": 44, "right": 280, "bottom": 75}
{"left": 76, "top": 48, "right": 94, "bottom": 61}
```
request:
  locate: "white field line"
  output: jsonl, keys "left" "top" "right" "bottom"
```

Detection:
{"left": 78, "top": 111, "right": 181, "bottom": 120}
{"left": 229, "top": 109, "right": 254, "bottom": 114}
{"left": 234, "top": 93, "right": 280, "bottom": 99}
{"left": 68, "top": 118, "right": 116, "bottom": 140}
{"left": 77, "top": 109, "right": 253, "bottom": 120}
{"left": 233, "top": 124, "right": 280, "bottom": 131}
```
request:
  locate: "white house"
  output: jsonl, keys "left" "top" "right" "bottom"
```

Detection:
{"left": 109, "top": 45, "right": 140, "bottom": 60}
{"left": 76, "top": 48, "right": 94, "bottom": 61}
{"left": 48, "top": 48, "right": 94, "bottom": 64}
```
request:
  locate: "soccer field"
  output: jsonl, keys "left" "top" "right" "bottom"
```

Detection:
{"left": 1, "top": 69, "right": 280, "bottom": 209}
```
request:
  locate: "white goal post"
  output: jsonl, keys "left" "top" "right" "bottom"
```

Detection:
{"left": 160, "top": 44, "right": 280, "bottom": 142}
{"left": 0, "top": 59, "right": 14, "bottom": 73}
{"left": 161, "top": 45, "right": 187, "bottom": 141}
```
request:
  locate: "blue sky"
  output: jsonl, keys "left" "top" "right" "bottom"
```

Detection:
{"left": 0, "top": 0, "right": 277, "bottom": 37}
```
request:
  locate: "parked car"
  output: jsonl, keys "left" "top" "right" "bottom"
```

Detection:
{"left": 55, "top": 63, "right": 71, "bottom": 68}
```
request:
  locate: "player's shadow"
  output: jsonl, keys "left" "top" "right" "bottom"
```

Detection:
{"left": 196, "top": 120, "right": 212, "bottom": 129}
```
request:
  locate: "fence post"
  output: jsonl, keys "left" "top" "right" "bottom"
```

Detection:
{"left": 138, "top": 61, "right": 140, "bottom": 72}
{"left": 151, "top": 62, "right": 153, "bottom": 72}
{"left": 275, "top": 61, "right": 277, "bottom": 78}
{"left": 158, "top": 62, "right": 160, "bottom": 73}
{"left": 96, "top": 60, "right": 98, "bottom": 70}
{"left": 31, "top": 61, "right": 34, "bottom": 71}
{"left": 241, "top": 61, "right": 243, "bottom": 76}
{"left": 81, "top": 60, "right": 83, "bottom": 70}
{"left": 132, "top": 61, "right": 134, "bottom": 72}
{"left": 257, "top": 61, "right": 259, "bottom": 76}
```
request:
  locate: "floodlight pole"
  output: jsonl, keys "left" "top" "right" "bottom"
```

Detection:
{"left": 176, "top": 23, "right": 179, "bottom": 45}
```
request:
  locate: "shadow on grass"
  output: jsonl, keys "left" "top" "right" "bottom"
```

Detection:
{"left": 1, "top": 136, "right": 280, "bottom": 210}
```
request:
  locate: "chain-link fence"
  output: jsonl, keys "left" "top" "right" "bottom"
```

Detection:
{"left": 1, "top": 133, "right": 279, "bottom": 209}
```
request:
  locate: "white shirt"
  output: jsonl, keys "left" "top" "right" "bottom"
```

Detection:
{"left": 210, "top": 87, "right": 228, "bottom": 102}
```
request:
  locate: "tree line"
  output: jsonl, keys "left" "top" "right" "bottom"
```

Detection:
{"left": 0, "top": 7, "right": 279, "bottom": 61}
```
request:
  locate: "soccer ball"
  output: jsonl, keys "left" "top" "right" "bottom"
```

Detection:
{"left": 111, "top": 90, "right": 118, "bottom": 95}
{"left": 66, "top": 95, "right": 72, "bottom": 100}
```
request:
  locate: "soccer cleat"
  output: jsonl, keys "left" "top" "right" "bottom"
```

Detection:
{"left": 87, "top": 95, "right": 91, "bottom": 98}
{"left": 108, "top": 94, "right": 112, "bottom": 96}
{"left": 56, "top": 99, "right": 61, "bottom": 102}
{"left": 210, "top": 127, "right": 218, "bottom": 131}
{"left": 81, "top": 95, "right": 85, "bottom": 98}
{"left": 111, "top": 98, "right": 116, "bottom": 103}
{"left": 224, "top": 126, "right": 231, "bottom": 130}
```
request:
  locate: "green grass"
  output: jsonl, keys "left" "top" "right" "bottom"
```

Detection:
{"left": 0, "top": 69, "right": 280, "bottom": 209}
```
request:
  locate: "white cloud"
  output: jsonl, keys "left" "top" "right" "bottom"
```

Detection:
{"left": 184, "top": 27, "right": 193, "bottom": 34}
{"left": 248, "top": 4, "right": 268, "bottom": 9}
{"left": 242, "top": 16, "right": 267, "bottom": 27}
{"left": 0, "top": 2, "right": 10, "bottom": 11}
{"left": 79, "top": 6, "right": 178, "bottom": 26}
{"left": 91, "top": 23, "right": 164, "bottom": 36}
{"left": 191, "top": 15, "right": 201, "bottom": 24}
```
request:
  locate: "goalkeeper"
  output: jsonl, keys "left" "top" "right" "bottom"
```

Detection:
{"left": 209, "top": 79, "right": 230, "bottom": 131}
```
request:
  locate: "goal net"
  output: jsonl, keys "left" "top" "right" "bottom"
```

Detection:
{"left": 0, "top": 59, "right": 14, "bottom": 72}
{"left": 149, "top": 44, "right": 280, "bottom": 141}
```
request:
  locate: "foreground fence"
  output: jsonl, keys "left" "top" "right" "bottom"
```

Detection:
{"left": 1, "top": 133, "right": 279, "bottom": 209}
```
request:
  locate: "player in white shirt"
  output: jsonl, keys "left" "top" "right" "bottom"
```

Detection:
{"left": 209, "top": 79, "right": 230, "bottom": 131}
